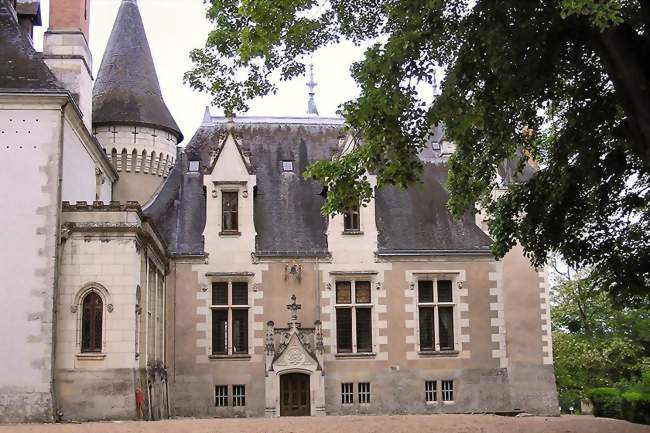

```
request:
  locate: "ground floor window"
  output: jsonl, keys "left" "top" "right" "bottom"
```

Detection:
{"left": 215, "top": 385, "right": 228, "bottom": 407}
{"left": 358, "top": 382, "right": 371, "bottom": 404}
{"left": 233, "top": 384, "right": 246, "bottom": 407}
{"left": 341, "top": 383, "right": 354, "bottom": 404}
{"left": 425, "top": 380, "right": 437, "bottom": 403}
{"left": 441, "top": 380, "right": 454, "bottom": 402}
{"left": 425, "top": 380, "right": 454, "bottom": 403}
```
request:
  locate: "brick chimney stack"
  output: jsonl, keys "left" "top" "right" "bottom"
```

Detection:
{"left": 43, "top": 0, "right": 93, "bottom": 129}
{"left": 49, "top": 0, "right": 89, "bottom": 40}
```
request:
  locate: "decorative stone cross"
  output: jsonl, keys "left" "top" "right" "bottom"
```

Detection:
{"left": 286, "top": 294, "right": 302, "bottom": 328}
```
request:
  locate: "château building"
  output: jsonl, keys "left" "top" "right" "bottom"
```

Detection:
{"left": 0, "top": 0, "right": 558, "bottom": 422}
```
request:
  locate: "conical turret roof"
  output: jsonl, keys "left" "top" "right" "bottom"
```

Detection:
{"left": 92, "top": 0, "right": 182, "bottom": 141}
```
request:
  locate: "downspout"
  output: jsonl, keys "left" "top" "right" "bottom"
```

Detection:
{"left": 51, "top": 100, "right": 69, "bottom": 421}
{"left": 316, "top": 257, "right": 321, "bottom": 321}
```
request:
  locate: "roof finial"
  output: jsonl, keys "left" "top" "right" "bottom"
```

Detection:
{"left": 306, "top": 63, "right": 319, "bottom": 116}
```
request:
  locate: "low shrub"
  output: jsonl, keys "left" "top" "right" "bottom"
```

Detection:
{"left": 621, "top": 391, "right": 650, "bottom": 425}
{"left": 589, "top": 387, "right": 622, "bottom": 419}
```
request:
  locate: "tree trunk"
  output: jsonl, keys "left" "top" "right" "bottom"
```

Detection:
{"left": 592, "top": 23, "right": 650, "bottom": 173}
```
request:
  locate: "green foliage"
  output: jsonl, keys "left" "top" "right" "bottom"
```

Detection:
{"left": 552, "top": 270, "right": 650, "bottom": 415}
{"left": 187, "top": 0, "right": 650, "bottom": 302}
{"left": 589, "top": 387, "right": 622, "bottom": 418}
{"left": 621, "top": 391, "right": 650, "bottom": 424}
{"left": 559, "top": 0, "right": 625, "bottom": 30}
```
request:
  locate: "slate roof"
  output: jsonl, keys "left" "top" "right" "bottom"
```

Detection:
{"left": 92, "top": 0, "right": 182, "bottom": 141}
{"left": 0, "top": 0, "right": 62, "bottom": 92}
{"left": 145, "top": 116, "right": 493, "bottom": 256}
{"left": 375, "top": 164, "right": 492, "bottom": 254}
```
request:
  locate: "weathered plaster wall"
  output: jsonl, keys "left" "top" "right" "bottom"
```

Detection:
{"left": 0, "top": 105, "right": 62, "bottom": 422}
{"left": 61, "top": 119, "right": 111, "bottom": 203}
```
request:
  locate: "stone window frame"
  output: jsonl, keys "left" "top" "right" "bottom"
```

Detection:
{"left": 341, "top": 382, "right": 354, "bottom": 405}
{"left": 413, "top": 273, "right": 462, "bottom": 355}
{"left": 358, "top": 382, "right": 371, "bottom": 404}
{"left": 215, "top": 385, "right": 229, "bottom": 407}
{"left": 441, "top": 379, "right": 455, "bottom": 403}
{"left": 425, "top": 380, "right": 437, "bottom": 404}
{"left": 208, "top": 278, "right": 252, "bottom": 359}
{"left": 71, "top": 282, "right": 113, "bottom": 359}
{"left": 232, "top": 384, "right": 246, "bottom": 407}
{"left": 333, "top": 278, "right": 376, "bottom": 357}
{"left": 342, "top": 203, "right": 361, "bottom": 233}
{"left": 213, "top": 182, "right": 247, "bottom": 237}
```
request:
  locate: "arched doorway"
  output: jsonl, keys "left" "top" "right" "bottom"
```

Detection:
{"left": 280, "top": 373, "right": 310, "bottom": 416}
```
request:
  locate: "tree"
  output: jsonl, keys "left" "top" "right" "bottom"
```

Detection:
{"left": 551, "top": 268, "right": 650, "bottom": 411}
{"left": 185, "top": 0, "right": 650, "bottom": 302}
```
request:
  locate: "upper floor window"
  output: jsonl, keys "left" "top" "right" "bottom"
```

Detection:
{"left": 211, "top": 281, "right": 249, "bottom": 355}
{"left": 343, "top": 204, "right": 360, "bottom": 231}
{"left": 222, "top": 191, "right": 239, "bottom": 232}
{"left": 335, "top": 280, "right": 372, "bottom": 353}
{"left": 282, "top": 160, "right": 294, "bottom": 172}
{"left": 81, "top": 292, "right": 103, "bottom": 353}
{"left": 418, "top": 279, "right": 455, "bottom": 352}
{"left": 188, "top": 160, "right": 200, "bottom": 172}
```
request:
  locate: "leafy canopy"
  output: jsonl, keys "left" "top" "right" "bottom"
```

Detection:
{"left": 551, "top": 268, "right": 650, "bottom": 412}
{"left": 185, "top": 0, "right": 650, "bottom": 302}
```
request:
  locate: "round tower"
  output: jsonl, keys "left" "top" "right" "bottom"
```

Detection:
{"left": 92, "top": 0, "right": 182, "bottom": 204}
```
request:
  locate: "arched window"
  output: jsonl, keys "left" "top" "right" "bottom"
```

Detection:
{"left": 81, "top": 292, "right": 103, "bottom": 352}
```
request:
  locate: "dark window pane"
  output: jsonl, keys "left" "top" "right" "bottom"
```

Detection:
{"left": 212, "top": 309, "right": 228, "bottom": 354}
{"left": 437, "top": 280, "right": 453, "bottom": 302}
{"left": 222, "top": 191, "right": 238, "bottom": 231}
{"left": 336, "top": 281, "right": 351, "bottom": 304}
{"left": 336, "top": 308, "right": 352, "bottom": 353}
{"left": 82, "top": 292, "right": 102, "bottom": 352}
{"left": 438, "top": 306, "right": 454, "bottom": 350}
{"left": 419, "top": 306, "right": 434, "bottom": 350}
{"left": 232, "top": 309, "right": 248, "bottom": 353}
{"left": 231, "top": 282, "right": 248, "bottom": 305}
{"left": 212, "top": 282, "right": 228, "bottom": 305}
{"left": 355, "top": 281, "right": 371, "bottom": 304}
{"left": 344, "top": 204, "right": 360, "bottom": 230}
{"left": 356, "top": 307, "right": 372, "bottom": 352}
{"left": 418, "top": 280, "right": 434, "bottom": 303}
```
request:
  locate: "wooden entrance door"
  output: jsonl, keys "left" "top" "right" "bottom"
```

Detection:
{"left": 280, "top": 373, "right": 310, "bottom": 416}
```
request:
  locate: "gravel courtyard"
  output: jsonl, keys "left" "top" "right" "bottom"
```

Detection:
{"left": 1, "top": 414, "right": 649, "bottom": 433}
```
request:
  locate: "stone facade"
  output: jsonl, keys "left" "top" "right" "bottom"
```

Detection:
{"left": 55, "top": 202, "right": 169, "bottom": 421}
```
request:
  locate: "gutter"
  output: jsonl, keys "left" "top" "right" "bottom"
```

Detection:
{"left": 376, "top": 249, "right": 493, "bottom": 257}
{"left": 51, "top": 100, "right": 69, "bottom": 421}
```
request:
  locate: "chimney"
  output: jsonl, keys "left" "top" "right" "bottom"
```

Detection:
{"left": 43, "top": 0, "right": 93, "bottom": 129}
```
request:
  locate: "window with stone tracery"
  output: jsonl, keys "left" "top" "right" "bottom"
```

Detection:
{"left": 417, "top": 279, "right": 456, "bottom": 352}
{"left": 335, "top": 280, "right": 372, "bottom": 353}
{"left": 211, "top": 281, "right": 249, "bottom": 355}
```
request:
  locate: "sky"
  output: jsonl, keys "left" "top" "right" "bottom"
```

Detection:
{"left": 34, "top": 0, "right": 367, "bottom": 144}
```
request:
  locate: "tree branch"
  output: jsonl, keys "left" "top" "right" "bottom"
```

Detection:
{"left": 592, "top": 23, "right": 650, "bottom": 173}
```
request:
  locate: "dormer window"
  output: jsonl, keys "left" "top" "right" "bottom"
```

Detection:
{"left": 343, "top": 204, "right": 361, "bottom": 232}
{"left": 189, "top": 160, "right": 200, "bottom": 172}
{"left": 282, "top": 160, "right": 294, "bottom": 172}
{"left": 222, "top": 191, "right": 239, "bottom": 232}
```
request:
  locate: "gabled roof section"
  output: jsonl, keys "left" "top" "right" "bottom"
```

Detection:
{"left": 0, "top": 0, "right": 62, "bottom": 92}
{"left": 92, "top": 0, "right": 182, "bottom": 141}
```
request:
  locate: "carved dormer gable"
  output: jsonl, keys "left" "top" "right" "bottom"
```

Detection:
{"left": 205, "top": 129, "right": 253, "bottom": 177}
{"left": 327, "top": 131, "right": 379, "bottom": 263}
{"left": 202, "top": 127, "right": 257, "bottom": 261}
